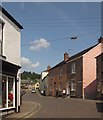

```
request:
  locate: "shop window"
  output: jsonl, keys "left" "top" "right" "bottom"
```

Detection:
{"left": 0, "top": 75, "right": 15, "bottom": 110}
{"left": 8, "top": 77, "right": 14, "bottom": 107}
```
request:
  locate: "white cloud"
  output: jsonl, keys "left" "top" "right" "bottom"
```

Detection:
{"left": 30, "top": 38, "right": 50, "bottom": 51}
{"left": 21, "top": 57, "right": 40, "bottom": 69}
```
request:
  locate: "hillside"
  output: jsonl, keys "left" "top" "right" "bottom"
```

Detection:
{"left": 21, "top": 71, "right": 41, "bottom": 82}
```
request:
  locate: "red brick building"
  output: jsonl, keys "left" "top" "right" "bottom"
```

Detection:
{"left": 48, "top": 37, "right": 103, "bottom": 99}
{"left": 96, "top": 52, "right": 103, "bottom": 99}
{"left": 48, "top": 53, "right": 68, "bottom": 96}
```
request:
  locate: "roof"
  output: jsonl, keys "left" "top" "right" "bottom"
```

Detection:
{"left": 0, "top": 6, "right": 23, "bottom": 29}
{"left": 50, "top": 43, "right": 98, "bottom": 71}
{"left": 67, "top": 44, "right": 98, "bottom": 62}
{"left": 95, "top": 52, "right": 103, "bottom": 58}
{"left": 49, "top": 60, "right": 66, "bottom": 71}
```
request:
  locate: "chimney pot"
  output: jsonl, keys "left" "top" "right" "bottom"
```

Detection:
{"left": 64, "top": 52, "right": 69, "bottom": 61}
{"left": 47, "top": 65, "right": 51, "bottom": 71}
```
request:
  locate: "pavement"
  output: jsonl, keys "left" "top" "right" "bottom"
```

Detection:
{"left": 2, "top": 101, "right": 41, "bottom": 120}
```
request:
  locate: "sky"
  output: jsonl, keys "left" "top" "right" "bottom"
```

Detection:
{"left": 2, "top": 2, "right": 102, "bottom": 74}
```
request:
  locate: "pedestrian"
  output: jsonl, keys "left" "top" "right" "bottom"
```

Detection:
{"left": 62, "top": 89, "right": 66, "bottom": 98}
{"left": 55, "top": 89, "right": 58, "bottom": 98}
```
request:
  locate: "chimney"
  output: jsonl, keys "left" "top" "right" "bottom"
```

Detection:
{"left": 47, "top": 65, "right": 51, "bottom": 71}
{"left": 64, "top": 52, "right": 69, "bottom": 61}
{"left": 98, "top": 36, "right": 103, "bottom": 43}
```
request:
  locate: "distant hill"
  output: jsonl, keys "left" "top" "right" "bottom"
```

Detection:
{"left": 21, "top": 71, "right": 41, "bottom": 82}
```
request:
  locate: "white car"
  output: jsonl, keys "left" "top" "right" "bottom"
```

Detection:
{"left": 31, "top": 89, "right": 36, "bottom": 93}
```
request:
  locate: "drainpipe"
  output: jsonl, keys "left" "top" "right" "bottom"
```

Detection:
{"left": 83, "top": 82, "right": 85, "bottom": 99}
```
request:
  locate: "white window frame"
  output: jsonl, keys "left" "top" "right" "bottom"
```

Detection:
{"left": 0, "top": 23, "right": 2, "bottom": 55}
{"left": 71, "top": 79, "right": 76, "bottom": 91}
{"left": 71, "top": 63, "right": 76, "bottom": 74}
{"left": 0, "top": 74, "right": 15, "bottom": 110}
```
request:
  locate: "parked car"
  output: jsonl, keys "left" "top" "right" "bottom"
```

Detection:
{"left": 31, "top": 89, "right": 36, "bottom": 93}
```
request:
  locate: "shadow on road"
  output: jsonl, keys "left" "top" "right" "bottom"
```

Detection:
{"left": 96, "top": 101, "right": 103, "bottom": 113}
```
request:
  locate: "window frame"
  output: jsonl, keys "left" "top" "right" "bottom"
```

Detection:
{"left": 71, "top": 62, "right": 76, "bottom": 74}
{"left": 71, "top": 79, "right": 76, "bottom": 91}
{"left": 0, "top": 22, "right": 3, "bottom": 56}
{"left": 0, "top": 74, "right": 15, "bottom": 110}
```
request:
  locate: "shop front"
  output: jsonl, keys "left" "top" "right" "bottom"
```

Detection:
{"left": 0, "top": 59, "right": 21, "bottom": 113}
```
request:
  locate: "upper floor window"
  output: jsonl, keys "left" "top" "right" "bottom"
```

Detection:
{"left": 71, "top": 63, "right": 76, "bottom": 74}
{"left": 0, "top": 21, "right": 4, "bottom": 55}
{"left": 59, "top": 67, "right": 62, "bottom": 77}
{"left": 0, "top": 23, "right": 2, "bottom": 55}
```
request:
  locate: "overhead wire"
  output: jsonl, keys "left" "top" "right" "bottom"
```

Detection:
{"left": 21, "top": 29, "right": 100, "bottom": 47}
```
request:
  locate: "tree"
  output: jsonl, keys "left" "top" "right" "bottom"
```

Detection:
{"left": 21, "top": 71, "right": 41, "bottom": 82}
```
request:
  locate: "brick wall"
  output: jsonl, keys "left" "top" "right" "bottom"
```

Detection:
{"left": 67, "top": 57, "right": 83, "bottom": 98}
{"left": 48, "top": 62, "right": 68, "bottom": 96}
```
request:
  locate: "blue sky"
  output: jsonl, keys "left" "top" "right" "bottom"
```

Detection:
{"left": 2, "top": 2, "right": 101, "bottom": 74}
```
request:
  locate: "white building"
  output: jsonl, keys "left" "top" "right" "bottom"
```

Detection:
{"left": 0, "top": 6, "right": 23, "bottom": 114}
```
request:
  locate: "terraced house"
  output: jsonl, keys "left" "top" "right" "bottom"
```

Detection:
{"left": 0, "top": 6, "right": 23, "bottom": 114}
{"left": 96, "top": 52, "right": 103, "bottom": 99}
{"left": 48, "top": 37, "right": 103, "bottom": 99}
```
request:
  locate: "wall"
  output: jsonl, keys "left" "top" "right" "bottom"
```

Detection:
{"left": 48, "top": 62, "right": 68, "bottom": 96}
{"left": 67, "top": 57, "right": 83, "bottom": 98}
{"left": 96, "top": 53, "right": 103, "bottom": 98}
{"left": 0, "top": 11, "right": 21, "bottom": 66}
{"left": 83, "top": 43, "right": 102, "bottom": 99}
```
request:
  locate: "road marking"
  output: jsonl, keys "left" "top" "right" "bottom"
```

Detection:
{"left": 24, "top": 103, "right": 41, "bottom": 119}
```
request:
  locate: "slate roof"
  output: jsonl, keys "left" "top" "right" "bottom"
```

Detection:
{"left": 50, "top": 43, "right": 98, "bottom": 71}
{"left": 67, "top": 43, "right": 98, "bottom": 62}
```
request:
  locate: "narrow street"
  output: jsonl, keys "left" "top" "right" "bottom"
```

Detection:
{"left": 22, "top": 90, "right": 102, "bottom": 118}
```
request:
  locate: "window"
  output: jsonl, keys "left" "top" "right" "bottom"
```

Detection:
{"left": 0, "top": 74, "right": 15, "bottom": 110}
{"left": 59, "top": 67, "right": 62, "bottom": 77}
{"left": 0, "top": 23, "right": 3, "bottom": 55}
{"left": 8, "top": 77, "right": 15, "bottom": 107}
{"left": 71, "top": 79, "right": 76, "bottom": 91}
{"left": 71, "top": 63, "right": 76, "bottom": 74}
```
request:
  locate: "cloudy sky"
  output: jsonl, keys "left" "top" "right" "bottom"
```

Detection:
{"left": 2, "top": 2, "right": 101, "bottom": 74}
